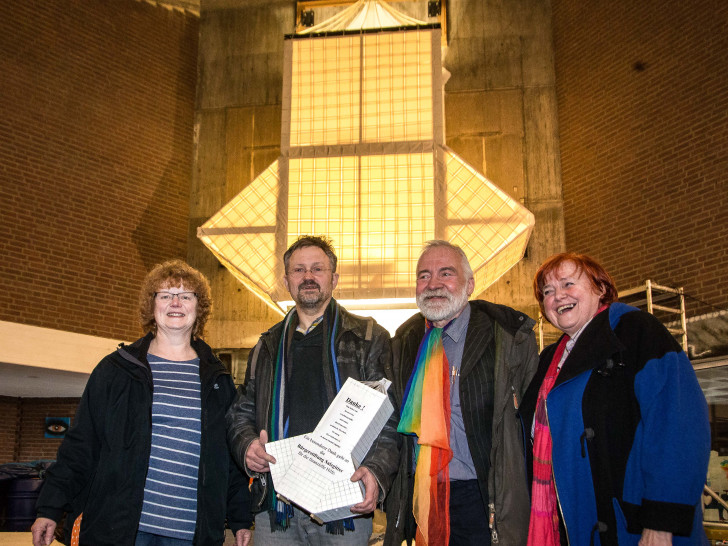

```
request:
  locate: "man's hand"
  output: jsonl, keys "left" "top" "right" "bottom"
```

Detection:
{"left": 350, "top": 466, "right": 379, "bottom": 514}
{"left": 235, "top": 527, "right": 253, "bottom": 546}
{"left": 31, "top": 517, "right": 56, "bottom": 546}
{"left": 638, "top": 529, "right": 672, "bottom": 546}
{"left": 245, "top": 429, "right": 276, "bottom": 473}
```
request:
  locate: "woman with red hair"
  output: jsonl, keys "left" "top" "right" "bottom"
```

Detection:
{"left": 521, "top": 252, "right": 709, "bottom": 546}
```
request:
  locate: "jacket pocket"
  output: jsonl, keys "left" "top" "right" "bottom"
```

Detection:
{"left": 251, "top": 474, "right": 269, "bottom": 512}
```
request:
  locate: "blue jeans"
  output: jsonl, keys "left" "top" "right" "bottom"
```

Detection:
{"left": 253, "top": 506, "right": 373, "bottom": 546}
{"left": 134, "top": 530, "right": 194, "bottom": 546}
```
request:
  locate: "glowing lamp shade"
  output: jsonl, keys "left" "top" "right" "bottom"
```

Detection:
{"left": 198, "top": 0, "right": 534, "bottom": 315}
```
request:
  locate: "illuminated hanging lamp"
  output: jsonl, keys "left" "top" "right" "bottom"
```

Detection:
{"left": 198, "top": 0, "right": 535, "bottom": 316}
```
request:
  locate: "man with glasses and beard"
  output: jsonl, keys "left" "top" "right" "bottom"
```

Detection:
{"left": 226, "top": 235, "right": 400, "bottom": 545}
{"left": 384, "top": 240, "right": 539, "bottom": 546}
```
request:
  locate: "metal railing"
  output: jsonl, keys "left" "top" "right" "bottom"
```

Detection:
{"left": 619, "top": 280, "right": 688, "bottom": 353}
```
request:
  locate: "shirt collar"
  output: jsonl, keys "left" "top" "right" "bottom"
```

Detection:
{"left": 443, "top": 302, "right": 471, "bottom": 343}
{"left": 295, "top": 313, "right": 324, "bottom": 335}
{"left": 565, "top": 314, "right": 594, "bottom": 352}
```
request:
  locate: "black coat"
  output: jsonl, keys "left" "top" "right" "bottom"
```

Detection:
{"left": 226, "top": 304, "right": 401, "bottom": 513}
{"left": 36, "top": 333, "right": 253, "bottom": 546}
{"left": 384, "top": 300, "right": 539, "bottom": 545}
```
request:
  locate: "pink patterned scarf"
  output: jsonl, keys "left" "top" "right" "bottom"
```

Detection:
{"left": 527, "top": 335, "right": 569, "bottom": 546}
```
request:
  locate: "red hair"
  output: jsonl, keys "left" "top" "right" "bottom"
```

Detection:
{"left": 533, "top": 252, "right": 618, "bottom": 316}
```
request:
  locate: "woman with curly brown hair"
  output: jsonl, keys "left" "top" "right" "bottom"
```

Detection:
{"left": 32, "top": 260, "right": 252, "bottom": 546}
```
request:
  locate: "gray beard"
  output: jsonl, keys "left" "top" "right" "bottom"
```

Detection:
{"left": 295, "top": 282, "right": 330, "bottom": 310}
{"left": 297, "top": 291, "right": 327, "bottom": 310}
{"left": 417, "top": 287, "right": 469, "bottom": 323}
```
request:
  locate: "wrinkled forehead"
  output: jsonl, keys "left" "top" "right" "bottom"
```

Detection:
{"left": 417, "top": 246, "right": 461, "bottom": 271}
{"left": 289, "top": 245, "right": 330, "bottom": 265}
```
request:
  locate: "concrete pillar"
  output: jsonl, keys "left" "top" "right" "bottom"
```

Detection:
{"left": 444, "top": 0, "right": 565, "bottom": 320}
{"left": 191, "top": 1, "right": 295, "bottom": 348}
{"left": 193, "top": 0, "right": 565, "bottom": 347}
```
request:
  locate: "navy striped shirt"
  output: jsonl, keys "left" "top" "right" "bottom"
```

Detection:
{"left": 138, "top": 355, "right": 201, "bottom": 540}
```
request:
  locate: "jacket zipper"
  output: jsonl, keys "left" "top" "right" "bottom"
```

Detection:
{"left": 132, "top": 371, "right": 154, "bottom": 538}
{"left": 488, "top": 384, "right": 522, "bottom": 544}
{"left": 252, "top": 338, "right": 275, "bottom": 511}
{"left": 489, "top": 502, "right": 499, "bottom": 543}
{"left": 512, "top": 384, "right": 531, "bottom": 486}
{"left": 255, "top": 474, "right": 268, "bottom": 511}
{"left": 196, "top": 366, "right": 228, "bottom": 542}
{"left": 200, "top": 369, "right": 224, "bottom": 486}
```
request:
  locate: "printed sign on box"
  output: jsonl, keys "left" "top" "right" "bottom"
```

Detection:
{"left": 265, "top": 377, "right": 393, "bottom": 522}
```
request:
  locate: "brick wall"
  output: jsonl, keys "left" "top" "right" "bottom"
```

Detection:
{"left": 0, "top": 398, "right": 20, "bottom": 463}
{"left": 16, "top": 399, "right": 80, "bottom": 463}
{"left": 0, "top": 0, "right": 199, "bottom": 341}
{"left": 0, "top": 397, "right": 80, "bottom": 463}
{"left": 551, "top": 0, "right": 728, "bottom": 316}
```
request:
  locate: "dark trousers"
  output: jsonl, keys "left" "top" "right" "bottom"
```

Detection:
{"left": 449, "top": 479, "right": 491, "bottom": 546}
{"left": 134, "top": 531, "right": 193, "bottom": 546}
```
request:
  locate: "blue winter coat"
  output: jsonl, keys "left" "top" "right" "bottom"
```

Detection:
{"left": 522, "top": 303, "right": 710, "bottom": 545}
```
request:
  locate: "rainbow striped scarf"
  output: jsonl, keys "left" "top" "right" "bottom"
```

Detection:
{"left": 398, "top": 321, "right": 453, "bottom": 545}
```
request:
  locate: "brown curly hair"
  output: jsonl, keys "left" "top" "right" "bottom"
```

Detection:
{"left": 139, "top": 260, "right": 212, "bottom": 339}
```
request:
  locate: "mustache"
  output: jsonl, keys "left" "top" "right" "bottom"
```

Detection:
{"left": 421, "top": 289, "right": 452, "bottom": 300}
{"left": 298, "top": 280, "right": 320, "bottom": 291}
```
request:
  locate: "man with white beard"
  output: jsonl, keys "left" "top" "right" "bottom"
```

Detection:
{"left": 384, "top": 240, "right": 539, "bottom": 546}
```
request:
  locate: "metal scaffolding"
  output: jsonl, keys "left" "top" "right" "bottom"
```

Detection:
{"left": 617, "top": 280, "right": 688, "bottom": 353}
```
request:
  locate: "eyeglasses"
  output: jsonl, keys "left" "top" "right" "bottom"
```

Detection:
{"left": 286, "top": 266, "right": 332, "bottom": 278}
{"left": 155, "top": 291, "right": 197, "bottom": 302}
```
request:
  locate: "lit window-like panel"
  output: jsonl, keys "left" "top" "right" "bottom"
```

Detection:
{"left": 359, "top": 153, "right": 434, "bottom": 298}
{"left": 199, "top": 3, "right": 534, "bottom": 316}
{"left": 290, "top": 29, "right": 433, "bottom": 148}
{"left": 287, "top": 153, "right": 435, "bottom": 300}
{"left": 197, "top": 161, "right": 280, "bottom": 302}
{"left": 288, "top": 157, "right": 359, "bottom": 270}
{"left": 444, "top": 150, "right": 534, "bottom": 294}
{"left": 291, "top": 36, "right": 361, "bottom": 147}
{"left": 362, "top": 32, "right": 433, "bottom": 142}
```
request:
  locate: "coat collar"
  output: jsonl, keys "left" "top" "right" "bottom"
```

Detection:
{"left": 461, "top": 303, "right": 494, "bottom": 378}
{"left": 261, "top": 300, "right": 374, "bottom": 350}
{"left": 116, "top": 332, "right": 224, "bottom": 385}
{"left": 554, "top": 306, "right": 626, "bottom": 386}
{"left": 396, "top": 300, "right": 534, "bottom": 379}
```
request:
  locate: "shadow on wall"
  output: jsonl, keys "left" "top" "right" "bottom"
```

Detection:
{"left": 132, "top": 21, "right": 197, "bottom": 271}
{"left": 131, "top": 162, "right": 190, "bottom": 271}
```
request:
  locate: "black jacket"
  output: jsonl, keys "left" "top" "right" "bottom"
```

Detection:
{"left": 384, "top": 300, "right": 539, "bottom": 545}
{"left": 226, "top": 304, "right": 401, "bottom": 514}
{"left": 35, "top": 333, "right": 253, "bottom": 546}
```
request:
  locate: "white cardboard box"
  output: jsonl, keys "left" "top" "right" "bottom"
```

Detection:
{"left": 265, "top": 377, "right": 394, "bottom": 522}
